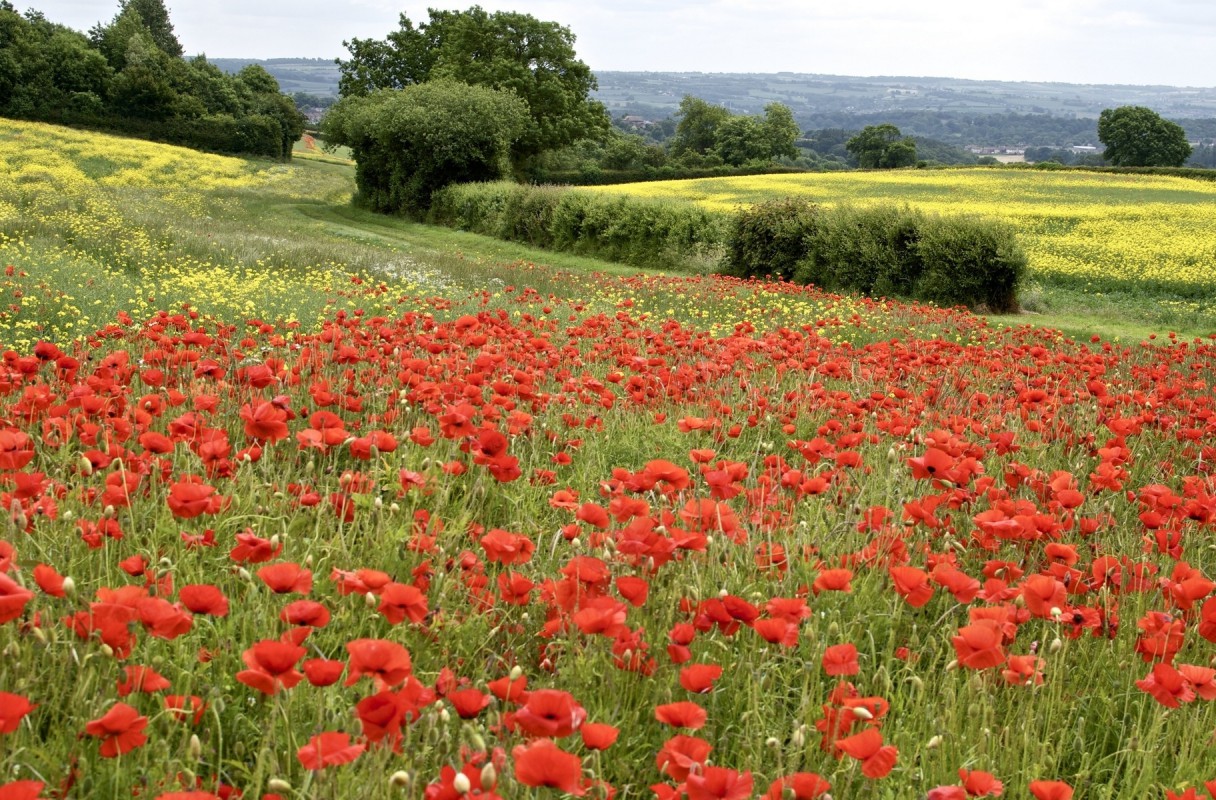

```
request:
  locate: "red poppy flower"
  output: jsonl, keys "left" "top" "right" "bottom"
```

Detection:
{"left": 116, "top": 666, "right": 171, "bottom": 696}
{"left": 959, "top": 769, "right": 1003, "bottom": 797}
{"left": 889, "top": 566, "right": 934, "bottom": 607}
{"left": 753, "top": 617, "right": 799, "bottom": 647}
{"left": 235, "top": 639, "right": 306, "bottom": 695}
{"left": 178, "top": 584, "right": 228, "bottom": 616}
{"left": 345, "top": 638, "right": 412, "bottom": 689}
{"left": 679, "top": 663, "right": 724, "bottom": 694}
{"left": 654, "top": 701, "right": 707, "bottom": 729}
{"left": 1136, "top": 662, "right": 1195, "bottom": 708}
{"left": 32, "top": 564, "right": 66, "bottom": 598}
{"left": 488, "top": 673, "right": 529, "bottom": 704}
{"left": 281, "top": 599, "right": 330, "bottom": 628}
{"left": 166, "top": 476, "right": 227, "bottom": 519}
{"left": 0, "top": 692, "right": 36, "bottom": 733}
{"left": 297, "top": 731, "right": 366, "bottom": 770}
{"left": 822, "top": 643, "right": 860, "bottom": 676}
{"left": 257, "top": 562, "right": 313, "bottom": 595}
{"left": 447, "top": 687, "right": 492, "bottom": 719}
{"left": 687, "top": 767, "right": 753, "bottom": 800}
{"left": 1028, "top": 780, "right": 1073, "bottom": 800}
{"left": 0, "top": 573, "right": 34, "bottom": 625}
{"left": 512, "top": 739, "right": 585, "bottom": 796}
{"left": 85, "top": 702, "right": 148, "bottom": 757}
{"left": 580, "top": 722, "right": 619, "bottom": 750}
{"left": 655, "top": 734, "right": 712, "bottom": 781}
{"left": 834, "top": 727, "right": 898, "bottom": 778}
{"left": 0, "top": 780, "right": 45, "bottom": 800}
{"left": 763, "top": 773, "right": 831, "bottom": 800}
{"left": 952, "top": 620, "right": 1006, "bottom": 669}
{"left": 377, "top": 582, "right": 428, "bottom": 625}
{"left": 302, "top": 658, "right": 345, "bottom": 687}
{"left": 514, "top": 689, "right": 587, "bottom": 738}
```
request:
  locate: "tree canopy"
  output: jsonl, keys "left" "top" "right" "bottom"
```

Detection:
{"left": 669, "top": 95, "right": 802, "bottom": 167}
{"left": 322, "top": 80, "right": 529, "bottom": 214}
{"left": 0, "top": 1, "right": 304, "bottom": 158}
{"left": 1097, "top": 106, "right": 1192, "bottom": 167}
{"left": 846, "top": 124, "right": 918, "bottom": 169}
{"left": 336, "top": 6, "right": 608, "bottom": 170}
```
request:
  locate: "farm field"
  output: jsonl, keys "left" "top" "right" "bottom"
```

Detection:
{"left": 2, "top": 120, "right": 1216, "bottom": 799}
{"left": 585, "top": 169, "right": 1216, "bottom": 317}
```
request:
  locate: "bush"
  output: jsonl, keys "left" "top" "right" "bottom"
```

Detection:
{"left": 722, "top": 197, "right": 820, "bottom": 281}
{"left": 913, "top": 215, "right": 1026, "bottom": 312}
{"left": 796, "top": 205, "right": 924, "bottom": 297}
{"left": 722, "top": 196, "right": 1025, "bottom": 310}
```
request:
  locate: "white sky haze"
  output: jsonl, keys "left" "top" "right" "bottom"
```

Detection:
{"left": 27, "top": 0, "right": 1216, "bottom": 86}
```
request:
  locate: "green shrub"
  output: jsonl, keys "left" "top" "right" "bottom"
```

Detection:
{"left": 796, "top": 205, "right": 924, "bottom": 297}
{"left": 429, "top": 182, "right": 725, "bottom": 272}
{"left": 722, "top": 197, "right": 820, "bottom": 281}
{"left": 913, "top": 215, "right": 1026, "bottom": 312}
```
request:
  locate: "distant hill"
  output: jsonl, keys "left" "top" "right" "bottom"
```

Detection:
{"left": 216, "top": 59, "right": 1216, "bottom": 146}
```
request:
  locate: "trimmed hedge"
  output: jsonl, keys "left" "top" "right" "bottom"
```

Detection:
{"left": 728, "top": 197, "right": 1026, "bottom": 312}
{"left": 429, "top": 182, "right": 727, "bottom": 272}
{"left": 18, "top": 108, "right": 289, "bottom": 159}
{"left": 431, "top": 184, "right": 1026, "bottom": 310}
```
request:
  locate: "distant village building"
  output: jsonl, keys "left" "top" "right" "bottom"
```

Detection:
{"left": 619, "top": 115, "right": 655, "bottom": 130}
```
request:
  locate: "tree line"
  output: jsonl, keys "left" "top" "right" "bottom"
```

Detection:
{"left": 0, "top": 0, "right": 304, "bottom": 158}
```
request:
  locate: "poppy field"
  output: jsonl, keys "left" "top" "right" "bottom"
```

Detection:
{"left": 2, "top": 122, "right": 1216, "bottom": 800}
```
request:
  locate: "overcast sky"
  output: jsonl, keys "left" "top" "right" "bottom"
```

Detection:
{"left": 29, "top": 0, "right": 1216, "bottom": 87}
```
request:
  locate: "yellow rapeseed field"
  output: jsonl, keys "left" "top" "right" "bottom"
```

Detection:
{"left": 585, "top": 169, "right": 1216, "bottom": 296}
{"left": 0, "top": 119, "right": 407, "bottom": 350}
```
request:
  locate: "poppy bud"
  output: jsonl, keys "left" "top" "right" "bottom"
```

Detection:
{"left": 188, "top": 733, "right": 202, "bottom": 760}
{"left": 765, "top": 736, "right": 780, "bottom": 748}
{"left": 79, "top": 455, "right": 94, "bottom": 475}
{"left": 439, "top": 707, "right": 451, "bottom": 723}
{"left": 365, "top": 591, "right": 377, "bottom": 608}
{"left": 389, "top": 503, "right": 400, "bottom": 513}
{"left": 946, "top": 659, "right": 959, "bottom": 671}
{"left": 269, "top": 535, "right": 280, "bottom": 549}
{"left": 62, "top": 509, "right": 74, "bottom": 521}
{"left": 267, "top": 779, "right": 292, "bottom": 793}
{"left": 927, "top": 735, "right": 943, "bottom": 749}
{"left": 237, "top": 568, "right": 251, "bottom": 581}
{"left": 32, "top": 627, "right": 47, "bottom": 646}
{"left": 852, "top": 706, "right": 874, "bottom": 720}
{"left": 100, "top": 643, "right": 114, "bottom": 658}
{"left": 480, "top": 763, "right": 497, "bottom": 788}
{"left": 790, "top": 725, "right": 806, "bottom": 748}
{"left": 452, "top": 772, "right": 472, "bottom": 794}
{"left": 103, "top": 505, "right": 116, "bottom": 519}
{"left": 509, "top": 665, "right": 524, "bottom": 680}
{"left": 390, "top": 770, "right": 411, "bottom": 788}
{"left": 1049, "top": 637, "right": 1063, "bottom": 653}
{"left": 62, "top": 576, "right": 76, "bottom": 596}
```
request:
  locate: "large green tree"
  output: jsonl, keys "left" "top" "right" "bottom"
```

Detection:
{"left": 322, "top": 79, "right": 529, "bottom": 213}
{"left": 1097, "top": 105, "right": 1192, "bottom": 167}
{"left": 846, "top": 123, "right": 918, "bottom": 169}
{"left": 670, "top": 95, "right": 731, "bottom": 158}
{"left": 336, "top": 6, "right": 607, "bottom": 171}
